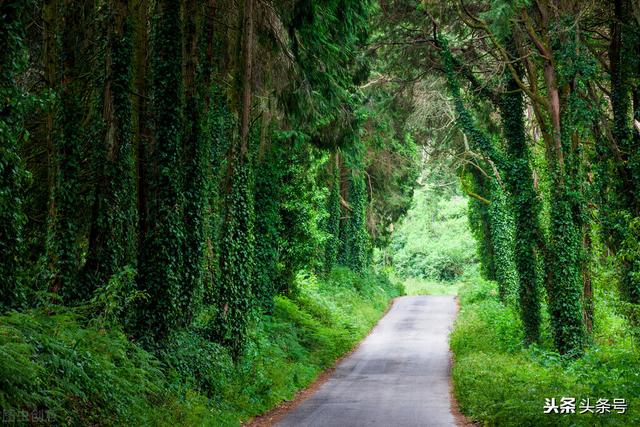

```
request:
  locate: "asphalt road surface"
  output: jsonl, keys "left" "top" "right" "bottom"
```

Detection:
{"left": 276, "top": 295, "right": 458, "bottom": 427}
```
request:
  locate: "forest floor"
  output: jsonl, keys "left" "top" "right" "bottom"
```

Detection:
{"left": 271, "top": 294, "right": 459, "bottom": 427}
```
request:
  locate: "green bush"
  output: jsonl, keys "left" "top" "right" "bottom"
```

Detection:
{"left": 0, "top": 309, "right": 212, "bottom": 426}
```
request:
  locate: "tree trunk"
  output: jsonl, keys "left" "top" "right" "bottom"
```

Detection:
{"left": 239, "top": 0, "right": 254, "bottom": 158}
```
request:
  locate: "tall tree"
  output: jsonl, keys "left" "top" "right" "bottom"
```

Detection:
{"left": 499, "top": 40, "right": 542, "bottom": 342}
{"left": 324, "top": 154, "right": 342, "bottom": 272}
{"left": 0, "top": 0, "right": 30, "bottom": 308}
{"left": 84, "top": 0, "right": 137, "bottom": 293}
{"left": 52, "top": 0, "right": 92, "bottom": 299}
{"left": 136, "top": 0, "right": 185, "bottom": 341}
{"left": 213, "top": 0, "right": 256, "bottom": 357}
{"left": 180, "top": 0, "right": 207, "bottom": 323}
{"left": 607, "top": 0, "right": 640, "bottom": 303}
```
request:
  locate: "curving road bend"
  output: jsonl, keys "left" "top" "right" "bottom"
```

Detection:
{"left": 276, "top": 295, "right": 458, "bottom": 427}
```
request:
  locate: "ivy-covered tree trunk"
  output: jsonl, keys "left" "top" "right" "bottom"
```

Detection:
{"left": 336, "top": 145, "right": 369, "bottom": 273}
{"left": 0, "top": 0, "right": 29, "bottom": 309}
{"left": 324, "top": 154, "right": 341, "bottom": 273}
{"left": 547, "top": 171, "right": 586, "bottom": 354}
{"left": 537, "top": 31, "right": 589, "bottom": 355}
{"left": 180, "top": 0, "right": 206, "bottom": 323}
{"left": 499, "top": 55, "right": 542, "bottom": 343}
{"left": 136, "top": 0, "right": 185, "bottom": 341}
{"left": 337, "top": 155, "right": 350, "bottom": 266}
{"left": 132, "top": 0, "right": 151, "bottom": 252}
{"left": 346, "top": 169, "right": 369, "bottom": 273}
{"left": 84, "top": 0, "right": 137, "bottom": 294}
{"left": 467, "top": 173, "right": 496, "bottom": 282}
{"left": 608, "top": 0, "right": 640, "bottom": 303}
{"left": 204, "top": 84, "right": 234, "bottom": 304}
{"left": 53, "top": 0, "right": 89, "bottom": 299}
{"left": 213, "top": 0, "right": 256, "bottom": 357}
{"left": 441, "top": 42, "right": 518, "bottom": 301}
{"left": 214, "top": 157, "right": 255, "bottom": 355}
{"left": 254, "top": 141, "right": 283, "bottom": 309}
{"left": 486, "top": 180, "right": 518, "bottom": 301}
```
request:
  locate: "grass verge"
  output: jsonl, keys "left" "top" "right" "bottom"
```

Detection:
{"left": 401, "top": 276, "right": 464, "bottom": 295}
{"left": 450, "top": 278, "right": 640, "bottom": 426}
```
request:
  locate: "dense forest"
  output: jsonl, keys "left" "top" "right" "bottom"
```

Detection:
{"left": 1, "top": 0, "right": 640, "bottom": 425}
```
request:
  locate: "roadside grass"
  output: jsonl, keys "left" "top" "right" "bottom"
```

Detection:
{"left": 396, "top": 264, "right": 483, "bottom": 296}
{"left": 0, "top": 268, "right": 402, "bottom": 426}
{"left": 451, "top": 278, "right": 640, "bottom": 426}
{"left": 401, "top": 276, "right": 465, "bottom": 295}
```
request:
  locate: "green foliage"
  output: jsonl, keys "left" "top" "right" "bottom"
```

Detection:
{"left": 180, "top": 16, "right": 208, "bottom": 324}
{"left": 499, "top": 56, "right": 542, "bottom": 343}
{"left": 466, "top": 171, "right": 497, "bottom": 281}
{"left": 85, "top": 266, "right": 146, "bottom": 329}
{"left": 253, "top": 143, "right": 283, "bottom": 309}
{"left": 401, "top": 276, "right": 466, "bottom": 296}
{"left": 203, "top": 84, "right": 235, "bottom": 303}
{"left": 136, "top": 0, "right": 186, "bottom": 341}
{"left": 275, "top": 134, "right": 328, "bottom": 289}
{"left": 324, "top": 160, "right": 341, "bottom": 273}
{"left": 440, "top": 40, "right": 507, "bottom": 173}
{"left": 83, "top": 1, "right": 138, "bottom": 297}
{"left": 52, "top": 0, "right": 93, "bottom": 300}
{"left": 542, "top": 28, "right": 598, "bottom": 355}
{"left": 440, "top": 40, "right": 519, "bottom": 302}
{"left": 391, "top": 185, "right": 477, "bottom": 281}
{"left": 167, "top": 268, "right": 402, "bottom": 424}
{"left": 619, "top": 216, "right": 640, "bottom": 301}
{"left": 282, "top": 0, "right": 372, "bottom": 148}
{"left": 547, "top": 182, "right": 587, "bottom": 355}
{"left": 0, "top": 309, "right": 214, "bottom": 426}
{"left": 337, "top": 144, "right": 370, "bottom": 272}
{"left": 344, "top": 169, "right": 369, "bottom": 272}
{"left": 0, "top": 0, "right": 31, "bottom": 309}
{"left": 617, "top": 216, "right": 640, "bottom": 340}
{"left": 253, "top": 131, "right": 329, "bottom": 309}
{"left": 602, "top": 0, "right": 640, "bottom": 305}
{"left": 486, "top": 180, "right": 518, "bottom": 302}
{"left": 360, "top": 87, "right": 420, "bottom": 247}
{"left": 211, "top": 158, "right": 256, "bottom": 357}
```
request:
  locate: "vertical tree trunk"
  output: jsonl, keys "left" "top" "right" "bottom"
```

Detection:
{"left": 0, "top": 0, "right": 29, "bottom": 308}
{"left": 43, "top": 0, "right": 59, "bottom": 291}
{"left": 523, "top": 6, "right": 586, "bottom": 355}
{"left": 210, "top": 0, "right": 256, "bottom": 357}
{"left": 132, "top": 0, "right": 150, "bottom": 248}
{"left": 181, "top": 0, "right": 206, "bottom": 322}
{"left": 582, "top": 227, "right": 594, "bottom": 333}
{"left": 500, "top": 41, "right": 542, "bottom": 342}
{"left": 136, "top": 0, "right": 185, "bottom": 341}
{"left": 239, "top": 0, "right": 253, "bottom": 158}
{"left": 52, "top": 0, "right": 87, "bottom": 298}
{"left": 84, "top": 0, "right": 137, "bottom": 293}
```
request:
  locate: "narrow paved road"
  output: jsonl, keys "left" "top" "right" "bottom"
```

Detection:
{"left": 276, "top": 295, "right": 458, "bottom": 427}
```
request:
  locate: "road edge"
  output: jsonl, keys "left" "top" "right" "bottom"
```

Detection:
{"left": 449, "top": 295, "right": 477, "bottom": 426}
